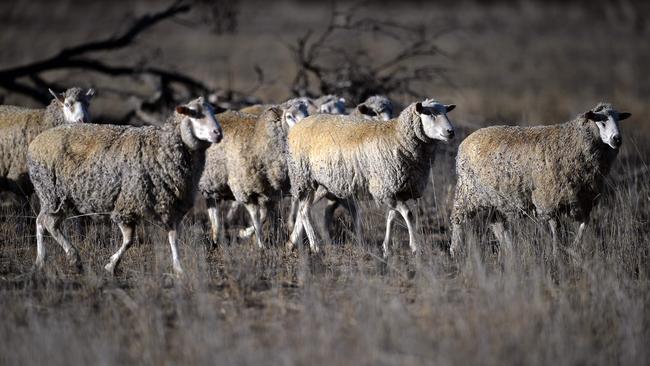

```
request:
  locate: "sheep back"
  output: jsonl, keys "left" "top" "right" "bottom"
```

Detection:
{"left": 199, "top": 110, "right": 257, "bottom": 201}
{"left": 452, "top": 118, "right": 618, "bottom": 223}
{"left": 28, "top": 122, "right": 197, "bottom": 227}
{"left": 288, "top": 104, "right": 434, "bottom": 203}
{"left": 0, "top": 100, "right": 65, "bottom": 195}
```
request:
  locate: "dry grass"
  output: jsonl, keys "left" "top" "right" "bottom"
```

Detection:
{"left": 1, "top": 0, "right": 649, "bottom": 365}
{"left": 0, "top": 139, "right": 648, "bottom": 365}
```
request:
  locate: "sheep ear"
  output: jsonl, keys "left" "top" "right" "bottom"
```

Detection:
{"left": 49, "top": 88, "right": 64, "bottom": 105}
{"left": 176, "top": 106, "right": 192, "bottom": 116}
{"left": 583, "top": 111, "right": 596, "bottom": 121}
{"left": 85, "top": 88, "right": 96, "bottom": 99}
{"left": 284, "top": 111, "right": 298, "bottom": 128}
{"left": 415, "top": 102, "right": 424, "bottom": 114}
{"left": 445, "top": 104, "right": 456, "bottom": 113}
{"left": 618, "top": 112, "right": 631, "bottom": 121}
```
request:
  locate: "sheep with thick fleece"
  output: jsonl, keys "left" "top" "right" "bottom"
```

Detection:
{"left": 240, "top": 97, "right": 315, "bottom": 116}
{"left": 27, "top": 97, "right": 222, "bottom": 275}
{"left": 350, "top": 95, "right": 394, "bottom": 121}
{"left": 449, "top": 103, "right": 631, "bottom": 257}
{"left": 0, "top": 88, "right": 94, "bottom": 200}
{"left": 287, "top": 99, "right": 456, "bottom": 256}
{"left": 199, "top": 99, "right": 309, "bottom": 248}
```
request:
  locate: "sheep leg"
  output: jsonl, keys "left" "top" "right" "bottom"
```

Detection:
{"left": 167, "top": 226, "right": 184, "bottom": 276}
{"left": 322, "top": 198, "right": 338, "bottom": 244}
{"left": 345, "top": 199, "right": 363, "bottom": 245}
{"left": 34, "top": 213, "right": 47, "bottom": 269}
{"left": 490, "top": 222, "right": 513, "bottom": 256}
{"left": 287, "top": 210, "right": 304, "bottom": 251}
{"left": 548, "top": 218, "right": 558, "bottom": 257}
{"left": 287, "top": 197, "right": 298, "bottom": 233}
{"left": 449, "top": 222, "right": 462, "bottom": 258}
{"left": 207, "top": 205, "right": 222, "bottom": 244}
{"left": 239, "top": 205, "right": 267, "bottom": 239}
{"left": 381, "top": 209, "right": 397, "bottom": 258}
{"left": 299, "top": 192, "right": 319, "bottom": 253}
{"left": 226, "top": 201, "right": 242, "bottom": 223}
{"left": 244, "top": 203, "right": 265, "bottom": 249}
{"left": 104, "top": 223, "right": 134, "bottom": 275}
{"left": 572, "top": 222, "right": 587, "bottom": 247}
{"left": 395, "top": 201, "right": 419, "bottom": 255}
{"left": 38, "top": 212, "right": 81, "bottom": 270}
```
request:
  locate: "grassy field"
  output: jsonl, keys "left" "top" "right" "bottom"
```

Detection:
{"left": 1, "top": 1, "right": 649, "bottom": 365}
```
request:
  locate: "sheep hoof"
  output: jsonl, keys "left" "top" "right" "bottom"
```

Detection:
{"left": 104, "top": 262, "right": 116, "bottom": 276}
{"left": 285, "top": 240, "right": 295, "bottom": 251}
{"left": 33, "top": 259, "right": 45, "bottom": 271}
{"left": 173, "top": 265, "right": 185, "bottom": 278}
{"left": 238, "top": 227, "right": 255, "bottom": 239}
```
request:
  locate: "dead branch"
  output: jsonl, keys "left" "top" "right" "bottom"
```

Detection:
{"left": 288, "top": 3, "right": 452, "bottom": 104}
{"left": 0, "top": 1, "right": 209, "bottom": 105}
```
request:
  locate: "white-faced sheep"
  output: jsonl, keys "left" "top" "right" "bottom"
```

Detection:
{"left": 0, "top": 88, "right": 94, "bottom": 201}
{"left": 239, "top": 97, "right": 315, "bottom": 116}
{"left": 350, "top": 95, "right": 395, "bottom": 121}
{"left": 320, "top": 95, "right": 396, "bottom": 239}
{"left": 449, "top": 103, "right": 631, "bottom": 257}
{"left": 199, "top": 98, "right": 309, "bottom": 248}
{"left": 287, "top": 99, "right": 456, "bottom": 256}
{"left": 313, "top": 95, "right": 347, "bottom": 114}
{"left": 27, "top": 97, "right": 222, "bottom": 275}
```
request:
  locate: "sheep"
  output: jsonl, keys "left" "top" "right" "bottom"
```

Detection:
{"left": 27, "top": 97, "right": 222, "bottom": 275}
{"left": 199, "top": 98, "right": 309, "bottom": 248}
{"left": 313, "top": 95, "right": 347, "bottom": 114}
{"left": 240, "top": 97, "right": 316, "bottom": 116}
{"left": 286, "top": 99, "right": 456, "bottom": 256}
{"left": 318, "top": 95, "right": 396, "bottom": 240}
{"left": 449, "top": 103, "right": 631, "bottom": 257}
{"left": 350, "top": 95, "right": 395, "bottom": 121}
{"left": 0, "top": 88, "right": 94, "bottom": 202}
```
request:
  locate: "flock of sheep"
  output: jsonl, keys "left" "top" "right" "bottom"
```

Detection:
{"left": 0, "top": 87, "right": 631, "bottom": 275}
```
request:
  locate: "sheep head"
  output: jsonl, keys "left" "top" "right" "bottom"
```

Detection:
{"left": 356, "top": 95, "right": 394, "bottom": 121}
{"left": 49, "top": 87, "right": 95, "bottom": 123}
{"left": 318, "top": 95, "right": 347, "bottom": 115}
{"left": 280, "top": 98, "right": 310, "bottom": 128}
{"left": 175, "top": 96, "right": 223, "bottom": 144}
{"left": 414, "top": 99, "right": 455, "bottom": 141}
{"left": 583, "top": 103, "right": 631, "bottom": 149}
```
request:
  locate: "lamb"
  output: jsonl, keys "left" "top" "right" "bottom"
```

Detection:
{"left": 449, "top": 103, "right": 631, "bottom": 257}
{"left": 27, "top": 97, "right": 222, "bottom": 275}
{"left": 350, "top": 95, "right": 395, "bottom": 121}
{"left": 0, "top": 88, "right": 94, "bottom": 201}
{"left": 199, "top": 98, "right": 309, "bottom": 248}
{"left": 286, "top": 99, "right": 456, "bottom": 256}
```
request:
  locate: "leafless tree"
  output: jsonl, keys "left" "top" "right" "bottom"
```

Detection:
{"left": 288, "top": 3, "right": 452, "bottom": 104}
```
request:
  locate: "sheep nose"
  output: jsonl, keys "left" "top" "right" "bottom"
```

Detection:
{"left": 612, "top": 135, "right": 621, "bottom": 147}
{"left": 447, "top": 129, "right": 455, "bottom": 138}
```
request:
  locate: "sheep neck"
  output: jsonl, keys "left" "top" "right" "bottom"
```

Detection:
{"left": 42, "top": 99, "right": 66, "bottom": 128}
{"left": 560, "top": 118, "right": 619, "bottom": 194}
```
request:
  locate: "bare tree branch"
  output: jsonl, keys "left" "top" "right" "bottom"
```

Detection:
{"left": 0, "top": 1, "right": 203, "bottom": 104}
{"left": 287, "top": 3, "right": 452, "bottom": 103}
